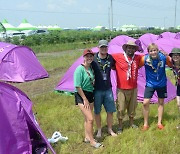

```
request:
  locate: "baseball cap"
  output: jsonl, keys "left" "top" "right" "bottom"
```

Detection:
{"left": 83, "top": 49, "right": 94, "bottom": 57}
{"left": 98, "top": 40, "right": 108, "bottom": 47}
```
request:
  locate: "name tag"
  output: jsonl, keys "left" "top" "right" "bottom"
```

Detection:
{"left": 102, "top": 73, "right": 107, "bottom": 80}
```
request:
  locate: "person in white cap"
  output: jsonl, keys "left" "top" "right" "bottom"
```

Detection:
{"left": 112, "top": 40, "right": 143, "bottom": 134}
{"left": 91, "top": 40, "right": 117, "bottom": 138}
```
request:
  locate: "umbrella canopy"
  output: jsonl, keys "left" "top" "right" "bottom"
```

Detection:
{"left": 0, "top": 42, "right": 48, "bottom": 82}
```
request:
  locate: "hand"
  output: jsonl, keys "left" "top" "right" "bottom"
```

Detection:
{"left": 160, "top": 50, "right": 168, "bottom": 56}
{"left": 83, "top": 99, "right": 90, "bottom": 110}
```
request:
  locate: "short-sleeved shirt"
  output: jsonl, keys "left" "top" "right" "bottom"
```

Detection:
{"left": 112, "top": 53, "right": 143, "bottom": 89}
{"left": 91, "top": 52, "right": 115, "bottom": 90}
{"left": 74, "top": 65, "right": 94, "bottom": 92}
{"left": 140, "top": 52, "right": 171, "bottom": 88}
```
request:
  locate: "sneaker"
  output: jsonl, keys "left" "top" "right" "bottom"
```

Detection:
{"left": 176, "top": 124, "right": 180, "bottom": 130}
{"left": 131, "top": 124, "right": 138, "bottom": 129}
{"left": 117, "top": 128, "right": 123, "bottom": 134}
{"left": 157, "top": 124, "right": 164, "bottom": 130}
{"left": 141, "top": 125, "right": 149, "bottom": 131}
{"left": 91, "top": 142, "right": 104, "bottom": 149}
{"left": 96, "top": 130, "right": 102, "bottom": 138}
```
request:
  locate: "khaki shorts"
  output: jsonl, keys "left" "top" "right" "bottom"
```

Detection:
{"left": 116, "top": 88, "right": 137, "bottom": 119}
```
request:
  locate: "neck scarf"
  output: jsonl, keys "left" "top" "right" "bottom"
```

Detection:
{"left": 123, "top": 52, "right": 135, "bottom": 80}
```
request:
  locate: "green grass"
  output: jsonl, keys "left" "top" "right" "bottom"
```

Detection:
{"left": 31, "top": 42, "right": 97, "bottom": 53}
{"left": 26, "top": 49, "right": 180, "bottom": 154}
{"left": 38, "top": 51, "right": 82, "bottom": 71}
{"left": 32, "top": 92, "right": 180, "bottom": 154}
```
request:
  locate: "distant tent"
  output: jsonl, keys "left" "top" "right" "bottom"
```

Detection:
{"left": 1, "top": 19, "right": 17, "bottom": 31}
{"left": 177, "top": 25, "right": 180, "bottom": 30}
{"left": 17, "top": 19, "right": 37, "bottom": 31}
{"left": 0, "top": 22, "right": 6, "bottom": 33}
{"left": 121, "top": 24, "right": 138, "bottom": 31}
{"left": 0, "top": 42, "right": 48, "bottom": 82}
{"left": 47, "top": 25, "right": 62, "bottom": 31}
{"left": 55, "top": 36, "right": 177, "bottom": 103}
{"left": 92, "top": 25, "right": 105, "bottom": 31}
{"left": 0, "top": 82, "right": 55, "bottom": 154}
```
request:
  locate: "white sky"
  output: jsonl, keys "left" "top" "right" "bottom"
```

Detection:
{"left": 0, "top": 0, "right": 179, "bottom": 28}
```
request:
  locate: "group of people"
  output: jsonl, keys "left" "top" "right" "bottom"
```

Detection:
{"left": 73, "top": 39, "right": 180, "bottom": 148}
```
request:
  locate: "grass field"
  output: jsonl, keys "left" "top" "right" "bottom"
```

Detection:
{"left": 12, "top": 49, "right": 180, "bottom": 154}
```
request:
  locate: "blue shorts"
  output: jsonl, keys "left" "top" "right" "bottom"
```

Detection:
{"left": 94, "top": 89, "right": 116, "bottom": 114}
{"left": 144, "top": 86, "right": 167, "bottom": 99}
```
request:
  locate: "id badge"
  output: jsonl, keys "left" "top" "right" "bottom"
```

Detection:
{"left": 102, "top": 73, "right": 107, "bottom": 80}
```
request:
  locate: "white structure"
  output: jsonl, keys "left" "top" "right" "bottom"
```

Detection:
{"left": 1, "top": 19, "right": 16, "bottom": 31}
{"left": 17, "top": 19, "right": 37, "bottom": 30}
{"left": 120, "top": 24, "right": 139, "bottom": 32}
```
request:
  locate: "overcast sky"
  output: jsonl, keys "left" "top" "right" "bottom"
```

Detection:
{"left": 0, "top": 0, "right": 179, "bottom": 28}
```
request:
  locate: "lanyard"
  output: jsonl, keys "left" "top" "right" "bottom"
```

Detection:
{"left": 123, "top": 52, "right": 135, "bottom": 80}
{"left": 81, "top": 64, "right": 94, "bottom": 86}
{"left": 96, "top": 54, "right": 109, "bottom": 73}
{"left": 172, "top": 65, "right": 180, "bottom": 85}
{"left": 146, "top": 55, "right": 161, "bottom": 80}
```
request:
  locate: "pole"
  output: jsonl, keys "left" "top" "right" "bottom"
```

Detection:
{"left": 111, "top": 0, "right": 113, "bottom": 31}
{"left": 174, "top": 0, "right": 177, "bottom": 28}
{"left": 108, "top": 7, "right": 111, "bottom": 30}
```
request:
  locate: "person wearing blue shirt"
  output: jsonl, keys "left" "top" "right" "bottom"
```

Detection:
{"left": 140, "top": 43, "right": 172, "bottom": 130}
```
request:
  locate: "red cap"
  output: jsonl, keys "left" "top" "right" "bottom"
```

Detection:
{"left": 83, "top": 49, "right": 94, "bottom": 57}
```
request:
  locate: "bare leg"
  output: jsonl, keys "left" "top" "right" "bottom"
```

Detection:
{"left": 78, "top": 103, "right": 96, "bottom": 145}
{"left": 95, "top": 114, "right": 102, "bottom": 138}
{"left": 129, "top": 117, "right": 134, "bottom": 126}
{"left": 176, "top": 96, "right": 180, "bottom": 129}
{"left": 143, "top": 98, "right": 150, "bottom": 126}
{"left": 118, "top": 118, "right": 123, "bottom": 129}
{"left": 158, "top": 98, "right": 164, "bottom": 125}
{"left": 177, "top": 96, "right": 180, "bottom": 114}
{"left": 107, "top": 112, "right": 117, "bottom": 136}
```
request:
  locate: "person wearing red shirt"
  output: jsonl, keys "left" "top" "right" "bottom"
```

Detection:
{"left": 112, "top": 40, "right": 143, "bottom": 134}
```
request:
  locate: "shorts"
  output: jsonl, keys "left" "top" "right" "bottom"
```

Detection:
{"left": 94, "top": 89, "right": 116, "bottom": 114}
{"left": 74, "top": 91, "right": 94, "bottom": 105}
{"left": 116, "top": 88, "right": 137, "bottom": 119}
{"left": 177, "top": 84, "right": 180, "bottom": 96}
{"left": 144, "top": 86, "right": 167, "bottom": 99}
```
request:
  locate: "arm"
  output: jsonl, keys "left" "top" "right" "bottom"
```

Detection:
{"left": 160, "top": 50, "right": 169, "bottom": 57}
{"left": 111, "top": 54, "right": 116, "bottom": 70}
{"left": 166, "top": 56, "right": 172, "bottom": 67}
{"left": 74, "top": 66, "right": 90, "bottom": 109}
{"left": 138, "top": 55, "right": 145, "bottom": 68}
